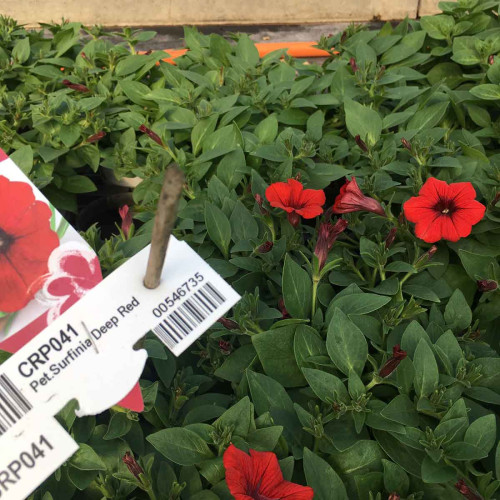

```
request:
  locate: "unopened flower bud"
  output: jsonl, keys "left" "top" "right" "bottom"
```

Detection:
{"left": 62, "top": 79, "right": 90, "bottom": 92}
{"left": 385, "top": 227, "right": 397, "bottom": 249}
{"left": 349, "top": 57, "right": 358, "bottom": 72}
{"left": 355, "top": 135, "right": 368, "bottom": 152}
{"left": 455, "top": 479, "right": 482, "bottom": 500}
{"left": 86, "top": 131, "right": 106, "bottom": 143}
{"left": 477, "top": 279, "right": 498, "bottom": 292}
{"left": 258, "top": 241, "right": 273, "bottom": 253}
{"left": 219, "top": 317, "right": 239, "bottom": 330}
{"left": 340, "top": 31, "right": 347, "bottom": 43}
{"left": 388, "top": 494, "right": 400, "bottom": 500}
{"left": 278, "top": 298, "right": 290, "bottom": 319}
{"left": 492, "top": 191, "right": 500, "bottom": 207}
{"left": 254, "top": 193, "right": 268, "bottom": 215}
{"left": 489, "top": 54, "right": 495, "bottom": 65}
{"left": 401, "top": 138, "right": 412, "bottom": 152}
{"left": 139, "top": 124, "right": 163, "bottom": 146}
{"left": 219, "top": 340, "right": 232, "bottom": 355}
{"left": 122, "top": 452, "right": 144, "bottom": 480}
{"left": 379, "top": 344, "right": 407, "bottom": 378}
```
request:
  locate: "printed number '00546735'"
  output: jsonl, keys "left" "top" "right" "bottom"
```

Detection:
{"left": 0, "top": 435, "right": 53, "bottom": 497}
{"left": 152, "top": 272, "right": 204, "bottom": 318}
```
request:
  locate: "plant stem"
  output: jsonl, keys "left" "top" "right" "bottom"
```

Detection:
{"left": 312, "top": 276, "right": 320, "bottom": 318}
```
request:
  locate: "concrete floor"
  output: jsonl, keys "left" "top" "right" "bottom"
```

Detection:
{"left": 133, "top": 23, "right": 381, "bottom": 50}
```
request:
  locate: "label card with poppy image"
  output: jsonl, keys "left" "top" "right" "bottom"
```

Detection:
{"left": 0, "top": 236, "right": 239, "bottom": 500}
{"left": 0, "top": 149, "right": 144, "bottom": 413}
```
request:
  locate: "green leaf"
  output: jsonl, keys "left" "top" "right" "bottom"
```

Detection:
{"left": 10, "top": 145, "right": 33, "bottom": 175}
{"left": 191, "top": 115, "right": 218, "bottom": 156}
{"left": 247, "top": 426, "right": 283, "bottom": 451}
{"left": 401, "top": 321, "right": 432, "bottom": 358}
{"left": 254, "top": 114, "right": 278, "bottom": 144}
{"left": 413, "top": 339, "right": 439, "bottom": 398}
{"left": 464, "top": 415, "right": 496, "bottom": 455}
{"left": 420, "top": 15, "right": 455, "bottom": 40}
{"left": 344, "top": 99, "right": 382, "bottom": 145}
{"left": 326, "top": 308, "right": 368, "bottom": 376}
{"left": 61, "top": 176, "right": 97, "bottom": 194}
{"left": 302, "top": 368, "right": 349, "bottom": 404}
{"left": 205, "top": 202, "right": 231, "bottom": 257}
{"left": 470, "top": 84, "right": 500, "bottom": 100}
{"left": 214, "top": 344, "right": 256, "bottom": 383}
{"left": 103, "top": 413, "right": 132, "bottom": 440}
{"left": 69, "top": 444, "right": 106, "bottom": 471}
{"left": 213, "top": 397, "right": 252, "bottom": 438}
{"left": 380, "top": 394, "right": 420, "bottom": 426}
{"left": 444, "top": 442, "right": 488, "bottom": 461}
{"left": 382, "top": 459, "right": 409, "bottom": 495}
{"left": 282, "top": 254, "right": 312, "bottom": 319}
{"left": 421, "top": 456, "right": 456, "bottom": 484}
{"left": 253, "top": 326, "right": 305, "bottom": 387}
{"left": 306, "top": 110, "right": 324, "bottom": 142}
{"left": 246, "top": 370, "right": 294, "bottom": 415}
{"left": 444, "top": 289, "right": 472, "bottom": 331}
{"left": 217, "top": 148, "right": 249, "bottom": 190}
{"left": 147, "top": 428, "right": 214, "bottom": 466}
{"left": 330, "top": 440, "right": 385, "bottom": 476}
{"left": 229, "top": 200, "right": 258, "bottom": 242}
{"left": 12, "top": 37, "right": 30, "bottom": 63}
{"left": 235, "top": 34, "right": 259, "bottom": 66}
{"left": 459, "top": 249, "right": 499, "bottom": 281}
{"left": 303, "top": 448, "right": 348, "bottom": 500}
{"left": 380, "top": 31, "right": 426, "bottom": 65}
{"left": 119, "top": 80, "right": 152, "bottom": 106}
{"left": 407, "top": 101, "right": 449, "bottom": 131}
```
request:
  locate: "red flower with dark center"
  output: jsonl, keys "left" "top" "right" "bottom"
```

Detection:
{"left": 265, "top": 179, "right": 325, "bottom": 227}
{"left": 223, "top": 444, "right": 314, "bottom": 500}
{"left": 403, "top": 178, "right": 486, "bottom": 243}
{"left": 0, "top": 176, "right": 59, "bottom": 313}
{"left": 314, "top": 218, "right": 348, "bottom": 270}
{"left": 379, "top": 344, "right": 407, "bottom": 378}
{"left": 332, "top": 177, "right": 385, "bottom": 217}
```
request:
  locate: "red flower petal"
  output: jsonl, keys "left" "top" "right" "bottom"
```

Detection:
{"left": 223, "top": 445, "right": 255, "bottom": 496}
{"left": 266, "top": 182, "right": 292, "bottom": 210}
{"left": 287, "top": 178, "right": 304, "bottom": 206}
{"left": 300, "top": 187, "right": 326, "bottom": 208}
{"left": 0, "top": 176, "right": 59, "bottom": 312}
{"left": 417, "top": 177, "right": 450, "bottom": 205}
{"left": 296, "top": 205, "right": 325, "bottom": 218}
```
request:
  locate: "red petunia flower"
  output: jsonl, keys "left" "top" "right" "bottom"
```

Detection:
{"left": 403, "top": 178, "right": 486, "bottom": 243}
{"left": 314, "top": 218, "right": 348, "bottom": 270}
{"left": 0, "top": 176, "right": 59, "bottom": 313}
{"left": 223, "top": 444, "right": 314, "bottom": 500}
{"left": 265, "top": 179, "right": 325, "bottom": 227}
{"left": 379, "top": 344, "right": 407, "bottom": 378}
{"left": 36, "top": 243, "right": 102, "bottom": 321}
{"left": 332, "top": 177, "right": 385, "bottom": 217}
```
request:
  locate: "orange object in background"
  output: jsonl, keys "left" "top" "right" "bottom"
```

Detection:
{"left": 140, "top": 41, "right": 331, "bottom": 65}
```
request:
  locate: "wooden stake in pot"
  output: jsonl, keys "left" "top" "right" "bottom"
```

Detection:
{"left": 144, "top": 164, "right": 185, "bottom": 289}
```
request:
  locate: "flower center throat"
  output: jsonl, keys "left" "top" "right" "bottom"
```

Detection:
{"left": 0, "top": 227, "right": 14, "bottom": 253}
{"left": 434, "top": 199, "right": 455, "bottom": 216}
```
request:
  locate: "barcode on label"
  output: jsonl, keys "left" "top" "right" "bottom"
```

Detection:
{"left": 0, "top": 374, "right": 32, "bottom": 436}
{"left": 153, "top": 282, "right": 226, "bottom": 350}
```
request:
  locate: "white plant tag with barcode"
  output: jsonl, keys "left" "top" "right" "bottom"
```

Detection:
{"left": 0, "top": 238, "right": 240, "bottom": 499}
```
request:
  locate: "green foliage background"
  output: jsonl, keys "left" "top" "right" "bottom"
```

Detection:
{"left": 1, "top": 1, "right": 500, "bottom": 498}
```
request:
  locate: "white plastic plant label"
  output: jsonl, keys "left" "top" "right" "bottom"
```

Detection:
{"left": 0, "top": 151, "right": 241, "bottom": 499}
{"left": 0, "top": 238, "right": 240, "bottom": 499}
